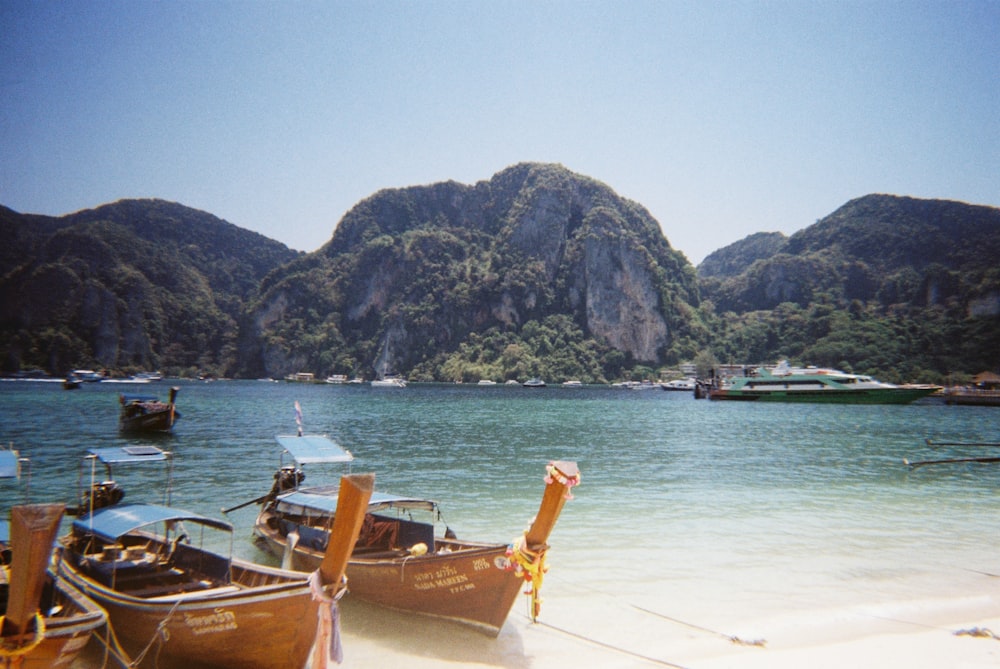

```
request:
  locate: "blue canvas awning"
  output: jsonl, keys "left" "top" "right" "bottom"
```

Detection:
{"left": 73, "top": 503, "right": 232, "bottom": 543}
{"left": 88, "top": 445, "right": 169, "bottom": 465}
{"left": 276, "top": 435, "right": 354, "bottom": 465}
{"left": 0, "top": 449, "right": 20, "bottom": 478}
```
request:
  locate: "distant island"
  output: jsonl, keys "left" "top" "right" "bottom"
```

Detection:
{"left": 2, "top": 164, "right": 998, "bottom": 384}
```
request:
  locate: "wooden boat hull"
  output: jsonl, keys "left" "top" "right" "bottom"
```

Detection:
{"left": 255, "top": 526, "right": 523, "bottom": 635}
{"left": 57, "top": 556, "right": 318, "bottom": 669}
{"left": 119, "top": 408, "right": 176, "bottom": 433}
{"left": 119, "top": 387, "right": 179, "bottom": 433}
{"left": 1, "top": 573, "right": 107, "bottom": 669}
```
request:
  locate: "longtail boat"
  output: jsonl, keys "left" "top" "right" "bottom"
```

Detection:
{"left": 1, "top": 450, "right": 107, "bottom": 669}
{"left": 246, "top": 434, "right": 580, "bottom": 636}
{"left": 119, "top": 386, "right": 180, "bottom": 433}
{"left": 56, "top": 445, "right": 372, "bottom": 669}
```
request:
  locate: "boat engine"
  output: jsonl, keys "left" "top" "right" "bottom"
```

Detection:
{"left": 81, "top": 480, "right": 125, "bottom": 512}
{"left": 271, "top": 466, "right": 305, "bottom": 496}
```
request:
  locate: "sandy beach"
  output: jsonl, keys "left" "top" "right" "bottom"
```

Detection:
{"left": 335, "top": 575, "right": 1000, "bottom": 669}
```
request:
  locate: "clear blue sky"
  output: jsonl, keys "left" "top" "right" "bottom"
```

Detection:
{"left": 2, "top": 1, "right": 997, "bottom": 264}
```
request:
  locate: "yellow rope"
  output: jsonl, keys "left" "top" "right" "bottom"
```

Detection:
{"left": 508, "top": 536, "right": 548, "bottom": 621}
{"left": 0, "top": 612, "right": 46, "bottom": 658}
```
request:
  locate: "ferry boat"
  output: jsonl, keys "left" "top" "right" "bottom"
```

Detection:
{"left": 708, "top": 361, "right": 940, "bottom": 404}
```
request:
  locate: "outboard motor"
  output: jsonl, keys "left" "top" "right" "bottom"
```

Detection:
{"left": 81, "top": 481, "right": 125, "bottom": 513}
{"left": 270, "top": 465, "right": 305, "bottom": 497}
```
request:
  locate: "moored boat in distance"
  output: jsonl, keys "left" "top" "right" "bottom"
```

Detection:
{"left": 522, "top": 378, "right": 546, "bottom": 388}
{"left": 249, "top": 434, "right": 580, "bottom": 636}
{"left": 661, "top": 377, "right": 696, "bottom": 391}
{"left": 119, "top": 387, "right": 180, "bottom": 433}
{"left": 942, "top": 389, "right": 1000, "bottom": 406}
{"left": 371, "top": 376, "right": 406, "bottom": 388}
{"left": 57, "top": 445, "right": 372, "bottom": 669}
{"left": 709, "top": 360, "right": 941, "bottom": 404}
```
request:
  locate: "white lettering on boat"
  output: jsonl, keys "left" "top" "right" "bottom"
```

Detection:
{"left": 183, "top": 608, "right": 238, "bottom": 634}
{"left": 410, "top": 565, "right": 474, "bottom": 592}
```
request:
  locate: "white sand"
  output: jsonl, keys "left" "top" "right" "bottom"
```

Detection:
{"left": 336, "top": 587, "right": 1000, "bottom": 669}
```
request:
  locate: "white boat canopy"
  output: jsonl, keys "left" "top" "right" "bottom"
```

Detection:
{"left": 276, "top": 435, "right": 354, "bottom": 465}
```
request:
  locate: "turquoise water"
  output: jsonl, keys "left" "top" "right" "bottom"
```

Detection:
{"left": 2, "top": 379, "right": 998, "bottom": 667}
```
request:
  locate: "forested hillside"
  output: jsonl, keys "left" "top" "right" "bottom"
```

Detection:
{"left": 697, "top": 195, "right": 1000, "bottom": 382}
{"left": 0, "top": 199, "right": 299, "bottom": 376}
{"left": 241, "top": 163, "right": 702, "bottom": 382}
{"left": 2, "top": 175, "right": 998, "bottom": 384}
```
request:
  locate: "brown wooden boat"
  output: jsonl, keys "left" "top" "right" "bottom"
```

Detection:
{"left": 1, "top": 501, "right": 107, "bottom": 669}
{"left": 56, "top": 445, "right": 373, "bottom": 669}
{"left": 248, "top": 435, "right": 580, "bottom": 636}
{"left": 119, "top": 386, "right": 180, "bottom": 433}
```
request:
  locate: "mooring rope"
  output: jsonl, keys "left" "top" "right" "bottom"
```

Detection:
{"left": 542, "top": 571, "right": 768, "bottom": 648}
{"left": 523, "top": 614, "right": 691, "bottom": 669}
{"left": 630, "top": 604, "right": 767, "bottom": 647}
{"left": 88, "top": 616, "right": 137, "bottom": 668}
{"left": 126, "top": 597, "right": 184, "bottom": 667}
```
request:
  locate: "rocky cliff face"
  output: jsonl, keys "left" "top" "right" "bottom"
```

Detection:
{"left": 0, "top": 200, "right": 298, "bottom": 375}
{"left": 246, "top": 163, "right": 699, "bottom": 377}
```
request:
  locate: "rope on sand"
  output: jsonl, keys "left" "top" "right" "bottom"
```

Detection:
{"left": 527, "top": 615, "right": 692, "bottom": 669}
{"left": 630, "top": 605, "right": 767, "bottom": 648}
{"left": 542, "top": 573, "right": 767, "bottom": 649}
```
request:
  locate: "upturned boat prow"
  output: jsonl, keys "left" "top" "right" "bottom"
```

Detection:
{"left": 1, "top": 503, "right": 108, "bottom": 669}
{"left": 510, "top": 460, "right": 581, "bottom": 622}
{"left": 56, "top": 446, "right": 372, "bottom": 669}
{"left": 250, "top": 432, "right": 582, "bottom": 637}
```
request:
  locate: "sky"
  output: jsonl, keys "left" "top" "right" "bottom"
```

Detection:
{"left": 2, "top": 1, "right": 997, "bottom": 265}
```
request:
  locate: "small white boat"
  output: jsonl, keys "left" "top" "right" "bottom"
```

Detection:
{"left": 662, "top": 378, "right": 696, "bottom": 391}
{"left": 371, "top": 377, "right": 407, "bottom": 388}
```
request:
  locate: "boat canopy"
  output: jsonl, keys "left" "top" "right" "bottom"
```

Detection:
{"left": 73, "top": 502, "right": 232, "bottom": 542}
{"left": 276, "top": 489, "right": 436, "bottom": 516}
{"left": 88, "top": 445, "right": 168, "bottom": 465}
{"left": 276, "top": 435, "right": 354, "bottom": 465}
{"left": 0, "top": 449, "right": 19, "bottom": 478}
{"left": 2, "top": 449, "right": 24, "bottom": 542}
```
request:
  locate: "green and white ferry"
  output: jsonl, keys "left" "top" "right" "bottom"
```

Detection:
{"left": 708, "top": 361, "right": 940, "bottom": 404}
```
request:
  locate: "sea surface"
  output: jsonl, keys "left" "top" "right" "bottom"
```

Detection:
{"left": 2, "top": 379, "right": 998, "bottom": 668}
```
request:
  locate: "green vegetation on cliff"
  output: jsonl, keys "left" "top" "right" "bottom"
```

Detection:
{"left": 698, "top": 195, "right": 1000, "bottom": 383}
{"left": 2, "top": 176, "right": 998, "bottom": 383}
